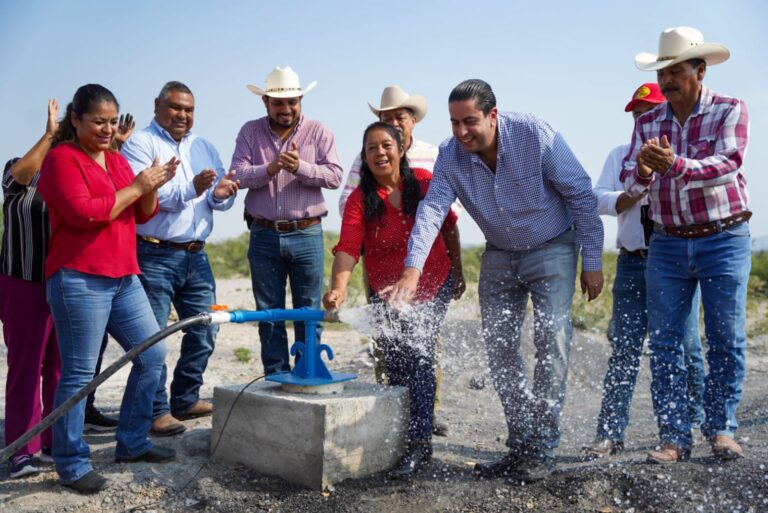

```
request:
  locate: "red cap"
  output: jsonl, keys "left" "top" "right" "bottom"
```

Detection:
{"left": 624, "top": 82, "right": 666, "bottom": 112}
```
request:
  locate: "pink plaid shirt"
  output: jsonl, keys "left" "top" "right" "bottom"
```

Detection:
{"left": 231, "top": 115, "right": 343, "bottom": 221}
{"left": 620, "top": 86, "right": 750, "bottom": 228}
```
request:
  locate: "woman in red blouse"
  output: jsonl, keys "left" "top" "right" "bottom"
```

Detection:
{"left": 323, "top": 122, "right": 464, "bottom": 478}
{"left": 37, "top": 84, "right": 179, "bottom": 493}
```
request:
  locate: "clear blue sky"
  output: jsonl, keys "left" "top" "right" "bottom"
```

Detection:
{"left": 1, "top": 0, "right": 765, "bottom": 247}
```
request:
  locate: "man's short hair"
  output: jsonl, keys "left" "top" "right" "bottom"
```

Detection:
{"left": 685, "top": 58, "right": 706, "bottom": 70}
{"left": 448, "top": 79, "right": 496, "bottom": 115}
{"left": 157, "top": 81, "right": 193, "bottom": 101}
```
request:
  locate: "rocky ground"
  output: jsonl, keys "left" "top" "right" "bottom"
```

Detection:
{"left": 0, "top": 278, "right": 767, "bottom": 513}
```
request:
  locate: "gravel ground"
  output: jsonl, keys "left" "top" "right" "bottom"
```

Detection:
{"left": 1, "top": 278, "right": 766, "bottom": 513}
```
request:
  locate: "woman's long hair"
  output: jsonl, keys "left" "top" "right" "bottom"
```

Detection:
{"left": 359, "top": 122, "right": 421, "bottom": 222}
{"left": 53, "top": 84, "right": 119, "bottom": 148}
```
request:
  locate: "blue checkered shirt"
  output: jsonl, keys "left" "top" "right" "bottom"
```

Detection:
{"left": 405, "top": 112, "right": 603, "bottom": 272}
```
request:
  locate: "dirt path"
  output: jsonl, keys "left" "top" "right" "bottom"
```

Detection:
{"left": 1, "top": 279, "right": 766, "bottom": 512}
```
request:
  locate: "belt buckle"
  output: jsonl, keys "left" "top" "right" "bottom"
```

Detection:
{"left": 273, "top": 220, "right": 297, "bottom": 233}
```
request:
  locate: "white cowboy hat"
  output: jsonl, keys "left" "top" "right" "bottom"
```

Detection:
{"left": 247, "top": 66, "right": 317, "bottom": 98}
{"left": 635, "top": 26, "right": 730, "bottom": 72}
{"left": 368, "top": 85, "right": 428, "bottom": 122}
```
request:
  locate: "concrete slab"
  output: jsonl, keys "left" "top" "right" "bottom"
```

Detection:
{"left": 211, "top": 381, "right": 408, "bottom": 490}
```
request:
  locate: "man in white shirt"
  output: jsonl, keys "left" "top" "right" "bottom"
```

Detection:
{"left": 584, "top": 83, "right": 705, "bottom": 459}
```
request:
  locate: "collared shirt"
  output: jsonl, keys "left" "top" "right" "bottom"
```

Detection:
{"left": 338, "top": 138, "right": 438, "bottom": 216}
{"left": 405, "top": 112, "right": 603, "bottom": 272}
{"left": 594, "top": 144, "right": 647, "bottom": 251}
{"left": 230, "top": 115, "right": 343, "bottom": 221}
{"left": 1, "top": 159, "right": 49, "bottom": 282}
{"left": 121, "top": 119, "right": 234, "bottom": 243}
{"left": 620, "top": 86, "right": 750, "bottom": 227}
{"left": 38, "top": 143, "right": 156, "bottom": 279}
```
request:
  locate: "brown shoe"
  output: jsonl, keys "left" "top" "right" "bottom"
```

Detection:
{"left": 173, "top": 400, "right": 213, "bottom": 420}
{"left": 150, "top": 414, "right": 186, "bottom": 437}
{"left": 646, "top": 443, "right": 690, "bottom": 464}
{"left": 581, "top": 438, "right": 624, "bottom": 460}
{"left": 710, "top": 435, "right": 744, "bottom": 461}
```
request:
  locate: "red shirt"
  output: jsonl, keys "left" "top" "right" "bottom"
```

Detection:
{"left": 334, "top": 168, "right": 457, "bottom": 302}
{"left": 38, "top": 143, "right": 156, "bottom": 279}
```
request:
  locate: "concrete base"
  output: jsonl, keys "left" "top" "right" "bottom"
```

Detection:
{"left": 211, "top": 381, "right": 408, "bottom": 490}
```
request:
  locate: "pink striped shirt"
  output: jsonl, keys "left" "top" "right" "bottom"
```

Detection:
{"left": 231, "top": 115, "right": 343, "bottom": 221}
{"left": 620, "top": 86, "right": 750, "bottom": 227}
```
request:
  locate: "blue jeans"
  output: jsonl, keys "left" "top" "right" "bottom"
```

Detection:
{"left": 372, "top": 277, "right": 452, "bottom": 443}
{"left": 647, "top": 222, "right": 751, "bottom": 448}
{"left": 137, "top": 242, "right": 218, "bottom": 415}
{"left": 247, "top": 223, "right": 324, "bottom": 375}
{"left": 596, "top": 253, "right": 705, "bottom": 442}
{"left": 46, "top": 270, "right": 166, "bottom": 483}
{"left": 479, "top": 228, "right": 577, "bottom": 458}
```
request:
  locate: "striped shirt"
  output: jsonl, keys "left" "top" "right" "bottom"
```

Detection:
{"left": 1, "top": 159, "right": 49, "bottom": 282}
{"left": 620, "top": 86, "right": 750, "bottom": 227}
{"left": 338, "top": 138, "right": 438, "bottom": 216}
{"left": 230, "top": 115, "right": 343, "bottom": 221}
{"left": 405, "top": 112, "right": 603, "bottom": 272}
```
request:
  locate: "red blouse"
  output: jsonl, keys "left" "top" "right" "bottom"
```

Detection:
{"left": 38, "top": 143, "right": 156, "bottom": 279}
{"left": 334, "top": 167, "right": 457, "bottom": 302}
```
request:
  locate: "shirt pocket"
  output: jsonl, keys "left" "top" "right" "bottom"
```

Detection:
{"left": 687, "top": 136, "right": 716, "bottom": 159}
{"left": 502, "top": 173, "right": 545, "bottom": 213}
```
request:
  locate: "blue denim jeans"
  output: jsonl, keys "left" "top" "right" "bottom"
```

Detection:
{"left": 646, "top": 222, "right": 751, "bottom": 448}
{"left": 137, "top": 242, "right": 218, "bottom": 415}
{"left": 46, "top": 270, "right": 166, "bottom": 483}
{"left": 479, "top": 228, "right": 578, "bottom": 458}
{"left": 595, "top": 253, "right": 705, "bottom": 442}
{"left": 247, "top": 223, "right": 324, "bottom": 375}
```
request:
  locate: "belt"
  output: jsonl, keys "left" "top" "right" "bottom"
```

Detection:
{"left": 138, "top": 236, "right": 205, "bottom": 253}
{"left": 619, "top": 248, "right": 648, "bottom": 258}
{"left": 251, "top": 217, "right": 321, "bottom": 233}
{"left": 653, "top": 212, "right": 751, "bottom": 239}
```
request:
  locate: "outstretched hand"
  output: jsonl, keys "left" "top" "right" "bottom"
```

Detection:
{"left": 322, "top": 289, "right": 346, "bottom": 310}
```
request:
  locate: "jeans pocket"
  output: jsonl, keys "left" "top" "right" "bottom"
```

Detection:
{"left": 723, "top": 221, "right": 750, "bottom": 237}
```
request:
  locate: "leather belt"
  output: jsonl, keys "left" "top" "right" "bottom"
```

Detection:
{"left": 653, "top": 212, "right": 751, "bottom": 239}
{"left": 619, "top": 248, "right": 648, "bottom": 258}
{"left": 251, "top": 217, "right": 321, "bottom": 233}
{"left": 138, "top": 236, "right": 205, "bottom": 253}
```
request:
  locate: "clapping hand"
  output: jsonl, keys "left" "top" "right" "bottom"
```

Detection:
{"left": 213, "top": 171, "right": 240, "bottom": 200}
{"left": 135, "top": 157, "right": 179, "bottom": 193}
{"left": 193, "top": 168, "right": 218, "bottom": 196}
{"left": 278, "top": 142, "right": 300, "bottom": 173}
{"left": 638, "top": 136, "right": 675, "bottom": 175}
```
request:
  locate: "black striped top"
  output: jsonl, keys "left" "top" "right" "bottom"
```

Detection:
{"left": 1, "top": 158, "right": 50, "bottom": 282}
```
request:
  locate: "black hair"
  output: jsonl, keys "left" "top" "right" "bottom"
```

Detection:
{"left": 448, "top": 79, "right": 496, "bottom": 115}
{"left": 157, "top": 81, "right": 193, "bottom": 100}
{"left": 358, "top": 122, "right": 421, "bottom": 222}
{"left": 53, "top": 84, "right": 119, "bottom": 147}
{"left": 685, "top": 58, "right": 706, "bottom": 70}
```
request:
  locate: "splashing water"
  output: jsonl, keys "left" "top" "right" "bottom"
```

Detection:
{"left": 338, "top": 306, "right": 377, "bottom": 337}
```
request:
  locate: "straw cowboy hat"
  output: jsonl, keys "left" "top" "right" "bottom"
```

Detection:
{"left": 247, "top": 66, "right": 317, "bottom": 98}
{"left": 635, "top": 26, "right": 730, "bottom": 72}
{"left": 368, "top": 85, "right": 428, "bottom": 122}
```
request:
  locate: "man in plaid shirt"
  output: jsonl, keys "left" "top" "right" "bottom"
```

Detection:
{"left": 621, "top": 27, "right": 751, "bottom": 464}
